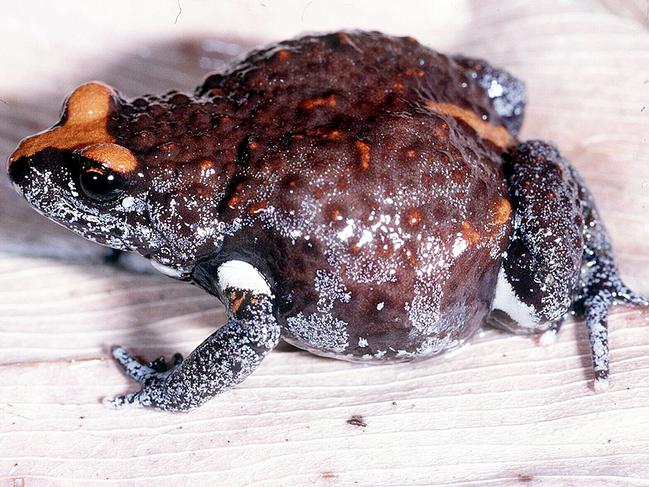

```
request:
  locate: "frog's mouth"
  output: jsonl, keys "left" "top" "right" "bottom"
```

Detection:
{"left": 25, "top": 181, "right": 134, "bottom": 252}
{"left": 8, "top": 151, "right": 136, "bottom": 252}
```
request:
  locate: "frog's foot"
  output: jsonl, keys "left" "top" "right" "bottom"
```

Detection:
{"left": 452, "top": 54, "right": 526, "bottom": 135}
{"left": 575, "top": 260, "right": 648, "bottom": 389}
{"left": 567, "top": 147, "right": 648, "bottom": 388}
{"left": 536, "top": 320, "right": 562, "bottom": 346}
{"left": 103, "top": 346, "right": 184, "bottom": 409}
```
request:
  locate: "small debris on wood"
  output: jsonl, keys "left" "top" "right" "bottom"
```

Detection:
{"left": 346, "top": 415, "right": 367, "bottom": 427}
{"left": 517, "top": 474, "right": 533, "bottom": 482}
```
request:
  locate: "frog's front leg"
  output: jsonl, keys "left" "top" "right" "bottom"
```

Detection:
{"left": 490, "top": 141, "right": 647, "bottom": 387}
{"left": 104, "top": 260, "right": 280, "bottom": 412}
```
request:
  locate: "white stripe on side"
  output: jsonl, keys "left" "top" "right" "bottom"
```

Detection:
{"left": 217, "top": 260, "right": 272, "bottom": 296}
{"left": 491, "top": 266, "right": 538, "bottom": 329}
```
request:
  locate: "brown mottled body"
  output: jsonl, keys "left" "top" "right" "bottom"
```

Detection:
{"left": 8, "top": 31, "right": 645, "bottom": 411}
{"left": 107, "top": 32, "right": 514, "bottom": 359}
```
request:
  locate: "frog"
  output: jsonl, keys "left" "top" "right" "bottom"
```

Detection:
{"left": 6, "top": 31, "right": 646, "bottom": 412}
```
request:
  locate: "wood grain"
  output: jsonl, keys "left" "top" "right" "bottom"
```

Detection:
{"left": 1, "top": 1, "right": 648, "bottom": 486}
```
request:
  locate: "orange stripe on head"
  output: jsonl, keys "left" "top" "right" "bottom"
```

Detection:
{"left": 78, "top": 143, "right": 138, "bottom": 174}
{"left": 7, "top": 81, "right": 138, "bottom": 174}
{"left": 424, "top": 100, "right": 514, "bottom": 150}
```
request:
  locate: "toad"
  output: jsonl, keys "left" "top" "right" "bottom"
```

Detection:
{"left": 7, "top": 31, "right": 646, "bottom": 411}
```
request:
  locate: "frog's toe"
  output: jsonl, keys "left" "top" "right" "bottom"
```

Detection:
{"left": 102, "top": 391, "right": 147, "bottom": 409}
{"left": 110, "top": 346, "right": 156, "bottom": 382}
{"left": 147, "top": 353, "right": 184, "bottom": 372}
{"left": 581, "top": 278, "right": 647, "bottom": 388}
{"left": 617, "top": 285, "right": 648, "bottom": 306}
{"left": 593, "top": 376, "right": 610, "bottom": 393}
{"left": 110, "top": 346, "right": 183, "bottom": 382}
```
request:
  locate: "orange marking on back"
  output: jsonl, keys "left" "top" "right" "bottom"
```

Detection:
{"left": 424, "top": 100, "right": 514, "bottom": 149}
{"left": 461, "top": 221, "right": 481, "bottom": 245}
{"left": 323, "top": 130, "right": 343, "bottom": 141}
{"left": 492, "top": 197, "right": 512, "bottom": 226}
{"left": 299, "top": 94, "right": 337, "bottom": 110}
{"left": 7, "top": 82, "right": 138, "bottom": 174}
{"left": 349, "top": 243, "right": 361, "bottom": 254}
{"left": 199, "top": 159, "right": 215, "bottom": 170}
{"left": 404, "top": 67, "right": 425, "bottom": 78}
{"left": 405, "top": 208, "right": 422, "bottom": 227}
{"left": 330, "top": 208, "right": 343, "bottom": 222}
{"left": 355, "top": 141, "right": 371, "bottom": 170}
{"left": 227, "top": 195, "right": 241, "bottom": 209}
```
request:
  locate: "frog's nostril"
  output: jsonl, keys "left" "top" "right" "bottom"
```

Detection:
{"left": 7, "top": 156, "right": 30, "bottom": 186}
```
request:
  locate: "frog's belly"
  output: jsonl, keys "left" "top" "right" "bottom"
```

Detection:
{"left": 268, "top": 226, "right": 503, "bottom": 362}
{"left": 280, "top": 326, "right": 476, "bottom": 363}
{"left": 277, "top": 264, "right": 493, "bottom": 363}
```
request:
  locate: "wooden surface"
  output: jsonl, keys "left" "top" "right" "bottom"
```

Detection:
{"left": 1, "top": 1, "right": 649, "bottom": 485}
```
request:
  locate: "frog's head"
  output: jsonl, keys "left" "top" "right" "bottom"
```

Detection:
{"left": 6, "top": 82, "right": 226, "bottom": 277}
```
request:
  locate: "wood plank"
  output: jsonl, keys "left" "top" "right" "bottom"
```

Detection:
{"left": 1, "top": 1, "right": 648, "bottom": 485}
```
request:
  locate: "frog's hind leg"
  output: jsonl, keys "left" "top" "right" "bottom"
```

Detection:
{"left": 452, "top": 55, "right": 526, "bottom": 136}
{"left": 490, "top": 141, "right": 647, "bottom": 387}
{"left": 488, "top": 141, "right": 584, "bottom": 336}
{"left": 569, "top": 159, "right": 647, "bottom": 387}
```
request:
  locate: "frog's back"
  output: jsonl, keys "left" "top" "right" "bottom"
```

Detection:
{"left": 198, "top": 31, "right": 508, "bottom": 138}
{"left": 200, "top": 32, "right": 515, "bottom": 361}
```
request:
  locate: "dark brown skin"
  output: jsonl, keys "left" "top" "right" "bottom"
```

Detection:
{"left": 7, "top": 31, "right": 645, "bottom": 411}
{"left": 111, "top": 32, "right": 514, "bottom": 359}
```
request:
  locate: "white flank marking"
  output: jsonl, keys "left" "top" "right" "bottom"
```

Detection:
{"left": 491, "top": 267, "right": 538, "bottom": 328}
{"left": 217, "top": 260, "right": 272, "bottom": 295}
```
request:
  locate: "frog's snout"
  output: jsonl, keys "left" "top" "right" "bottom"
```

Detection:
{"left": 7, "top": 153, "right": 29, "bottom": 187}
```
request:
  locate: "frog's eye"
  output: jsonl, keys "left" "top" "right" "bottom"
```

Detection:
{"left": 78, "top": 165, "right": 126, "bottom": 202}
